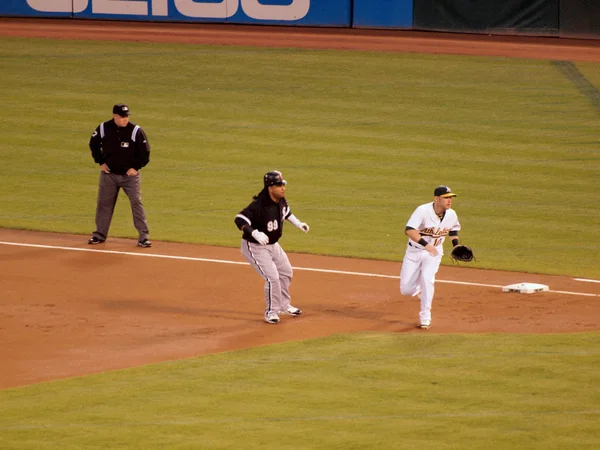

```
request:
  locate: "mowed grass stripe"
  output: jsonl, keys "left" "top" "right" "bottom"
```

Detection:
{"left": 3, "top": 408, "right": 600, "bottom": 430}
{"left": 552, "top": 60, "right": 600, "bottom": 112}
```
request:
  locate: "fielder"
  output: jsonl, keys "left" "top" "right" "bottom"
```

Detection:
{"left": 234, "top": 171, "right": 310, "bottom": 324}
{"left": 400, "top": 186, "right": 462, "bottom": 329}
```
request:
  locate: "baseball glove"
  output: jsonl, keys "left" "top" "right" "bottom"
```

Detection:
{"left": 450, "top": 245, "right": 475, "bottom": 263}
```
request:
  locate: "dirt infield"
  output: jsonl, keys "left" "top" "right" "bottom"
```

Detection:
{"left": 1, "top": 20, "right": 599, "bottom": 389}
{"left": 1, "top": 229, "right": 598, "bottom": 389}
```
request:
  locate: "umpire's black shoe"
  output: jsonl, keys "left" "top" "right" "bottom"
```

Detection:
{"left": 88, "top": 236, "right": 105, "bottom": 245}
{"left": 137, "top": 239, "right": 152, "bottom": 248}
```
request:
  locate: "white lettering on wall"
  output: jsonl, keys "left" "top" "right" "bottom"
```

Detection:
{"left": 93, "top": 0, "right": 147, "bottom": 15}
{"left": 152, "top": 0, "right": 169, "bottom": 16}
{"left": 26, "top": 0, "right": 310, "bottom": 21}
{"left": 27, "top": 0, "right": 88, "bottom": 13}
{"left": 174, "top": 0, "right": 238, "bottom": 19}
{"left": 242, "top": 0, "right": 309, "bottom": 21}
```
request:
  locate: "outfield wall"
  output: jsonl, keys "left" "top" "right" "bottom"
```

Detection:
{"left": 0, "top": 0, "right": 598, "bottom": 39}
{"left": 414, "top": 0, "right": 558, "bottom": 36}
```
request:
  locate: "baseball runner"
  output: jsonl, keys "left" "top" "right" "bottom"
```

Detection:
{"left": 400, "top": 186, "right": 462, "bottom": 329}
{"left": 234, "top": 171, "right": 310, "bottom": 324}
{"left": 88, "top": 104, "right": 152, "bottom": 248}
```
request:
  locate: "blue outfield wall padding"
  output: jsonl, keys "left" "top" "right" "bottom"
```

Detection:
{"left": 353, "top": 0, "right": 413, "bottom": 29}
{"left": 0, "top": 0, "right": 351, "bottom": 27}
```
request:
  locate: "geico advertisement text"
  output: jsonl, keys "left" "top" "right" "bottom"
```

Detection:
{"left": 12, "top": 0, "right": 352, "bottom": 25}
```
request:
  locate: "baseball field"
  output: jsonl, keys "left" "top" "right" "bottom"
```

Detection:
{"left": 0, "top": 19, "right": 599, "bottom": 449}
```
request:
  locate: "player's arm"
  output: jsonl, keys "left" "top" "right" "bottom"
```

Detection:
{"left": 286, "top": 212, "right": 310, "bottom": 233}
{"left": 235, "top": 207, "right": 269, "bottom": 245}
{"left": 449, "top": 230, "right": 460, "bottom": 247}
{"left": 234, "top": 212, "right": 253, "bottom": 232}
{"left": 234, "top": 203, "right": 269, "bottom": 244}
{"left": 235, "top": 199, "right": 260, "bottom": 230}
{"left": 405, "top": 227, "right": 438, "bottom": 256}
{"left": 134, "top": 127, "right": 150, "bottom": 170}
{"left": 89, "top": 125, "right": 104, "bottom": 164}
{"left": 405, "top": 227, "right": 425, "bottom": 245}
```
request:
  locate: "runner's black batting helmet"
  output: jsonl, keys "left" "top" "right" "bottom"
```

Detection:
{"left": 263, "top": 170, "right": 287, "bottom": 187}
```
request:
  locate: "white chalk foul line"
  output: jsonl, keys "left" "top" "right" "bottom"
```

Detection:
{"left": 0, "top": 241, "right": 597, "bottom": 297}
{"left": 575, "top": 278, "right": 600, "bottom": 284}
{"left": 0, "top": 241, "right": 247, "bottom": 265}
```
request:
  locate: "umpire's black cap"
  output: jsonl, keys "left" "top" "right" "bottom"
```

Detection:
{"left": 264, "top": 170, "right": 287, "bottom": 187}
{"left": 113, "top": 104, "right": 131, "bottom": 117}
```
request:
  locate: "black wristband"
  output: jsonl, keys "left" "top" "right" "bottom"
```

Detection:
{"left": 452, "top": 238, "right": 459, "bottom": 247}
{"left": 243, "top": 225, "right": 255, "bottom": 234}
{"left": 418, "top": 238, "right": 428, "bottom": 247}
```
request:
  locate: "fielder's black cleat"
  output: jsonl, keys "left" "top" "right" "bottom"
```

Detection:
{"left": 137, "top": 239, "right": 152, "bottom": 248}
{"left": 88, "top": 236, "right": 105, "bottom": 245}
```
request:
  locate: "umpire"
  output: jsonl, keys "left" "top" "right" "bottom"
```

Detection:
{"left": 88, "top": 104, "right": 152, "bottom": 248}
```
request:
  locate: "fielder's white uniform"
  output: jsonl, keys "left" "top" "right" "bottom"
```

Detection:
{"left": 400, "top": 202, "right": 461, "bottom": 325}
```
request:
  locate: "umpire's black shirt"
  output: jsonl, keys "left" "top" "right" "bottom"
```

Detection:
{"left": 89, "top": 119, "right": 150, "bottom": 175}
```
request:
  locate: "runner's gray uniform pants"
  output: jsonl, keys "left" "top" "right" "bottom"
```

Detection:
{"left": 92, "top": 172, "right": 149, "bottom": 241}
{"left": 240, "top": 239, "right": 293, "bottom": 317}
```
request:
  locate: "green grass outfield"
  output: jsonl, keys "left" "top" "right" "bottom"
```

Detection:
{"left": 1, "top": 333, "right": 599, "bottom": 449}
{"left": 0, "top": 37, "right": 599, "bottom": 278}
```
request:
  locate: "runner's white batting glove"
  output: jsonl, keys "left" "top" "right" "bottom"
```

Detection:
{"left": 287, "top": 214, "right": 310, "bottom": 233}
{"left": 251, "top": 229, "right": 269, "bottom": 245}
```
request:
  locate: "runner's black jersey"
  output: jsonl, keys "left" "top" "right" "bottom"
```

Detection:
{"left": 234, "top": 191, "right": 292, "bottom": 245}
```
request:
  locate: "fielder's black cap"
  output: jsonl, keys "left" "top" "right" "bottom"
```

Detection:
{"left": 434, "top": 185, "right": 457, "bottom": 198}
{"left": 113, "top": 104, "right": 131, "bottom": 117}
{"left": 264, "top": 170, "right": 287, "bottom": 187}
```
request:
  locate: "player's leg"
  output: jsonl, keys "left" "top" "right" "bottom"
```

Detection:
{"left": 418, "top": 254, "right": 443, "bottom": 326}
{"left": 92, "top": 172, "right": 120, "bottom": 241}
{"left": 272, "top": 243, "right": 299, "bottom": 315}
{"left": 240, "top": 240, "right": 284, "bottom": 322}
{"left": 400, "top": 251, "right": 422, "bottom": 297}
{"left": 121, "top": 173, "right": 150, "bottom": 242}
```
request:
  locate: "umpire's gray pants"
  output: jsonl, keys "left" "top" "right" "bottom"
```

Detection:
{"left": 92, "top": 172, "right": 149, "bottom": 241}
{"left": 240, "top": 239, "right": 293, "bottom": 318}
